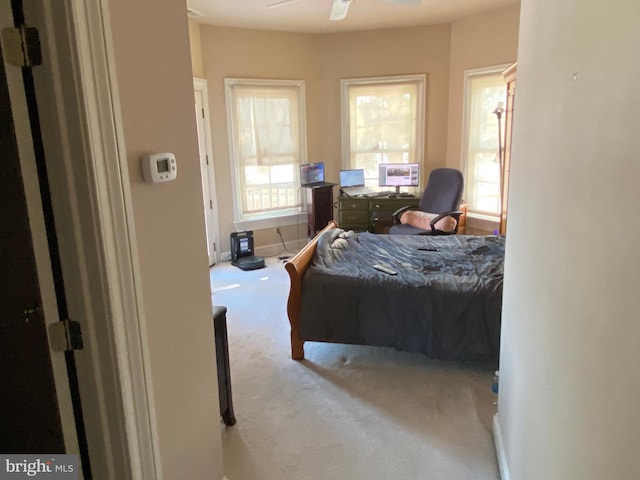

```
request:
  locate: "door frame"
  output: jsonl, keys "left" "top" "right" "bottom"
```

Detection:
{"left": 2, "top": 0, "right": 162, "bottom": 477}
{"left": 194, "top": 77, "right": 220, "bottom": 266}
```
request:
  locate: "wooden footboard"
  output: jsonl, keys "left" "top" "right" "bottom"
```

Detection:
{"left": 284, "top": 221, "right": 337, "bottom": 360}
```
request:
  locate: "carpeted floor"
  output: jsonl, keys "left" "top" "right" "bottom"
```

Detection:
{"left": 210, "top": 256, "right": 500, "bottom": 480}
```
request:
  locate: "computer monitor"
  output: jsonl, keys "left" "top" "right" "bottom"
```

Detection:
{"left": 378, "top": 163, "right": 419, "bottom": 193}
{"left": 300, "top": 162, "right": 325, "bottom": 186}
{"left": 339, "top": 169, "right": 365, "bottom": 188}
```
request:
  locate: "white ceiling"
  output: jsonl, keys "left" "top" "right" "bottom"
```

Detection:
{"left": 187, "top": 0, "right": 520, "bottom": 34}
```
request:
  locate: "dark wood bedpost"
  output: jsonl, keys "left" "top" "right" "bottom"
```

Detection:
{"left": 284, "top": 221, "right": 337, "bottom": 360}
{"left": 284, "top": 260, "right": 305, "bottom": 360}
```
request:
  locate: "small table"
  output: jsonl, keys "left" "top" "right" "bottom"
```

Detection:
{"left": 213, "top": 306, "right": 236, "bottom": 426}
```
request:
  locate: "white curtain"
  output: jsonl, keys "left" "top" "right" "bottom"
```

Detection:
{"left": 227, "top": 82, "right": 304, "bottom": 215}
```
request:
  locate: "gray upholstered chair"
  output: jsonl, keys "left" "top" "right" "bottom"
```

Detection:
{"left": 389, "top": 168, "right": 464, "bottom": 235}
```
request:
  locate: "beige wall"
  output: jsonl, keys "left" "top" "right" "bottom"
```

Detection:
{"left": 198, "top": 24, "right": 454, "bottom": 251}
{"left": 193, "top": 7, "right": 520, "bottom": 253}
{"left": 199, "top": 26, "right": 319, "bottom": 251}
{"left": 315, "top": 25, "right": 452, "bottom": 174}
{"left": 446, "top": 4, "right": 521, "bottom": 169}
{"left": 107, "top": 1, "right": 223, "bottom": 478}
{"left": 497, "top": 0, "right": 640, "bottom": 478}
{"left": 188, "top": 20, "right": 205, "bottom": 78}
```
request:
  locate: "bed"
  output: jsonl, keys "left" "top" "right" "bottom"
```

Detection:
{"left": 284, "top": 221, "right": 504, "bottom": 361}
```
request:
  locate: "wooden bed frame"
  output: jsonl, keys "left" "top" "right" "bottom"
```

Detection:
{"left": 284, "top": 221, "right": 338, "bottom": 360}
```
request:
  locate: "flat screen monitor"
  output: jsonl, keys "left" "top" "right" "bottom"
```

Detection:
{"left": 300, "top": 162, "right": 325, "bottom": 186}
{"left": 378, "top": 163, "right": 419, "bottom": 193}
{"left": 339, "top": 169, "right": 365, "bottom": 188}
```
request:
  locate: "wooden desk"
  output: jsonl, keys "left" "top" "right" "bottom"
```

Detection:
{"left": 337, "top": 196, "right": 419, "bottom": 233}
{"left": 338, "top": 196, "right": 467, "bottom": 234}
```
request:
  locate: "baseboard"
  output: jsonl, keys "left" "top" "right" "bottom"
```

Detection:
{"left": 219, "top": 239, "right": 306, "bottom": 264}
{"left": 493, "top": 414, "right": 511, "bottom": 480}
{"left": 466, "top": 214, "right": 499, "bottom": 235}
{"left": 254, "top": 240, "right": 304, "bottom": 258}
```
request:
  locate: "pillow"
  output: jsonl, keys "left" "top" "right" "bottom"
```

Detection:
{"left": 399, "top": 210, "right": 457, "bottom": 232}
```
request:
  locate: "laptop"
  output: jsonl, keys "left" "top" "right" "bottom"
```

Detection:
{"left": 339, "top": 168, "right": 374, "bottom": 196}
{"left": 300, "top": 162, "right": 334, "bottom": 187}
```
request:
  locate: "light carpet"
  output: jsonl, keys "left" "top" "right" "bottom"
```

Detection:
{"left": 210, "top": 256, "right": 500, "bottom": 480}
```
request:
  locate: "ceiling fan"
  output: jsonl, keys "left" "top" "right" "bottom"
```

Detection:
{"left": 330, "top": 0, "right": 420, "bottom": 21}
{"left": 266, "top": 0, "right": 421, "bottom": 22}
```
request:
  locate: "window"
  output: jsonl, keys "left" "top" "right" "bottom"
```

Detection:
{"left": 341, "top": 75, "right": 426, "bottom": 190}
{"left": 461, "top": 67, "right": 508, "bottom": 217}
{"left": 225, "top": 79, "right": 307, "bottom": 223}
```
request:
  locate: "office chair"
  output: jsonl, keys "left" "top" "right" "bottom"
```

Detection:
{"left": 389, "top": 168, "right": 464, "bottom": 235}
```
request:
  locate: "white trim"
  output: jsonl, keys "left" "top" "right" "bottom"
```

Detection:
{"left": 233, "top": 212, "right": 306, "bottom": 232}
{"left": 493, "top": 414, "right": 511, "bottom": 480}
{"left": 32, "top": 0, "right": 162, "bottom": 477}
{"left": 224, "top": 77, "right": 308, "bottom": 223}
{"left": 459, "top": 64, "right": 510, "bottom": 215}
{"left": 466, "top": 213, "right": 500, "bottom": 234}
{"left": 68, "top": 0, "right": 162, "bottom": 477}
{"left": 194, "top": 77, "right": 220, "bottom": 265}
{"left": 340, "top": 74, "right": 427, "bottom": 180}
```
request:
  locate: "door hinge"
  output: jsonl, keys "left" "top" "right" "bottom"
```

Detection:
{"left": 48, "top": 319, "right": 84, "bottom": 352}
{"left": 209, "top": 199, "right": 213, "bottom": 209}
{"left": 201, "top": 108, "right": 205, "bottom": 119}
{"left": 206, "top": 155, "right": 209, "bottom": 165}
{"left": 1, "top": 26, "right": 42, "bottom": 67}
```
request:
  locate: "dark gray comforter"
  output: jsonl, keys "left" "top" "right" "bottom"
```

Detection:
{"left": 299, "top": 229, "right": 505, "bottom": 360}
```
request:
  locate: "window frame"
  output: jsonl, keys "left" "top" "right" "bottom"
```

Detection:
{"left": 340, "top": 74, "right": 427, "bottom": 190}
{"left": 224, "top": 78, "right": 308, "bottom": 230}
{"left": 460, "top": 64, "right": 510, "bottom": 219}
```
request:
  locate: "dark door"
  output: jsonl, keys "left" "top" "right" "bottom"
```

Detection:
{"left": 0, "top": 42, "right": 65, "bottom": 453}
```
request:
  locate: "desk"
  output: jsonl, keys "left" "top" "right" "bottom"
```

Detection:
{"left": 337, "top": 196, "right": 419, "bottom": 233}
{"left": 338, "top": 197, "right": 468, "bottom": 234}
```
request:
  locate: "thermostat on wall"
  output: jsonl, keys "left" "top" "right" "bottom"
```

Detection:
{"left": 142, "top": 152, "right": 177, "bottom": 183}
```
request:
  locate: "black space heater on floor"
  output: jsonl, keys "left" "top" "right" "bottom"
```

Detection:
{"left": 230, "top": 231, "right": 265, "bottom": 271}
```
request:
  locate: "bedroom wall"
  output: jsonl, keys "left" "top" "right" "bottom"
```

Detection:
{"left": 315, "top": 24, "right": 452, "bottom": 174}
{"left": 107, "top": 1, "right": 223, "bottom": 478}
{"left": 445, "top": 4, "right": 520, "bottom": 170}
{"left": 197, "top": 23, "right": 452, "bottom": 253}
{"left": 198, "top": 26, "right": 318, "bottom": 254}
{"left": 446, "top": 4, "right": 521, "bottom": 234}
{"left": 193, "top": 7, "right": 519, "bottom": 254}
{"left": 188, "top": 19, "right": 205, "bottom": 78}
{"left": 496, "top": 0, "right": 640, "bottom": 479}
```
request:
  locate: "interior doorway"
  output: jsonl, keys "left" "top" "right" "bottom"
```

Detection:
{"left": 1, "top": 0, "right": 163, "bottom": 476}
{"left": 194, "top": 78, "right": 219, "bottom": 266}
{"left": 0, "top": 36, "right": 68, "bottom": 456}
